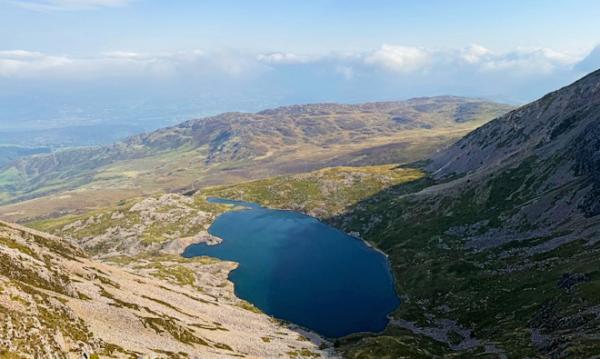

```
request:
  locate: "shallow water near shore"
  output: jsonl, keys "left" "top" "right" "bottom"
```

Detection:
{"left": 182, "top": 197, "right": 399, "bottom": 338}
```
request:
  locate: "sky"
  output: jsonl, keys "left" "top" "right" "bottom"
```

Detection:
{"left": 1, "top": 0, "right": 600, "bottom": 139}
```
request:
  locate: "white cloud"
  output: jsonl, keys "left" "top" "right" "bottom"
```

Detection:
{"left": 364, "top": 45, "right": 430, "bottom": 73}
{"left": 0, "top": 46, "right": 586, "bottom": 79}
{"left": 0, "top": 49, "right": 270, "bottom": 80}
{"left": 461, "top": 44, "right": 492, "bottom": 64}
{"left": 359, "top": 44, "right": 579, "bottom": 76}
{"left": 10, "top": 0, "right": 133, "bottom": 11}
{"left": 256, "top": 52, "right": 315, "bottom": 65}
{"left": 0, "top": 45, "right": 593, "bottom": 104}
{"left": 102, "top": 51, "right": 146, "bottom": 60}
{"left": 0, "top": 50, "right": 71, "bottom": 76}
{"left": 235, "top": 45, "right": 586, "bottom": 79}
{"left": 477, "top": 47, "right": 579, "bottom": 74}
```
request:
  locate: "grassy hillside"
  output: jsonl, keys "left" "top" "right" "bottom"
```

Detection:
{"left": 324, "top": 170, "right": 600, "bottom": 358}
{"left": 0, "top": 97, "right": 511, "bottom": 223}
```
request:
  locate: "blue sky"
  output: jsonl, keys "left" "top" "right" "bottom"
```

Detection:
{"left": 1, "top": 0, "right": 600, "bottom": 135}
{"left": 1, "top": 0, "right": 599, "bottom": 54}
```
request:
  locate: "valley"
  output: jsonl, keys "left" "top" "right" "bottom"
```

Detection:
{"left": 15, "top": 164, "right": 419, "bottom": 358}
{"left": 5, "top": 2, "right": 600, "bottom": 358}
{"left": 195, "top": 71, "right": 600, "bottom": 358}
{"left": 3, "top": 71, "right": 600, "bottom": 358}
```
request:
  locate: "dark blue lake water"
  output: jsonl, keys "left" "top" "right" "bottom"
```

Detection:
{"left": 182, "top": 198, "right": 399, "bottom": 338}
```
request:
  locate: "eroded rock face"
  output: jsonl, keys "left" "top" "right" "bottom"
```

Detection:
{"left": 0, "top": 221, "right": 337, "bottom": 358}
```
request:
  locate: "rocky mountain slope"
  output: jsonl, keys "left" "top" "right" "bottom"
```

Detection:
{"left": 330, "top": 69, "right": 600, "bottom": 358}
{"left": 0, "top": 219, "right": 335, "bottom": 358}
{"left": 31, "top": 193, "right": 228, "bottom": 259}
{"left": 0, "top": 97, "right": 511, "bottom": 223}
{"left": 421, "top": 68, "right": 600, "bottom": 250}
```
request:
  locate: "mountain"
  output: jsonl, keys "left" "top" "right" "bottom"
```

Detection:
{"left": 424, "top": 68, "right": 600, "bottom": 247}
{"left": 0, "top": 97, "right": 511, "bottom": 223}
{"left": 0, "top": 219, "right": 335, "bottom": 358}
{"left": 147, "top": 70, "right": 600, "bottom": 357}
{"left": 11, "top": 71, "right": 600, "bottom": 356}
{"left": 328, "top": 69, "right": 600, "bottom": 357}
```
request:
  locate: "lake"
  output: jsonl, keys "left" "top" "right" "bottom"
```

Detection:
{"left": 182, "top": 198, "right": 399, "bottom": 338}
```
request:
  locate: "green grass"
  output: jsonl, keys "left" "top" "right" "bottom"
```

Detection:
{"left": 138, "top": 262, "right": 197, "bottom": 287}
{"left": 236, "top": 300, "right": 263, "bottom": 314}
{"left": 204, "top": 164, "right": 425, "bottom": 218}
{"left": 287, "top": 348, "right": 321, "bottom": 358}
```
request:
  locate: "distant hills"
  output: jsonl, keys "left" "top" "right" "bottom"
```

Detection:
{"left": 0, "top": 96, "right": 511, "bottom": 222}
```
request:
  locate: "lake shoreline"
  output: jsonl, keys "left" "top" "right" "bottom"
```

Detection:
{"left": 184, "top": 197, "right": 400, "bottom": 338}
